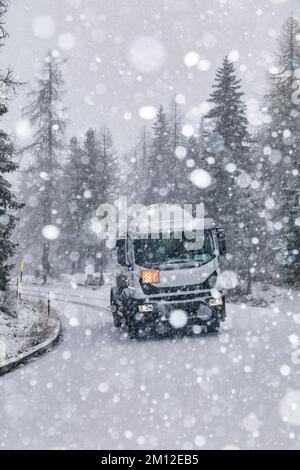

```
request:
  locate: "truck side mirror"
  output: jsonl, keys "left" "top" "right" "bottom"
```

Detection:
{"left": 216, "top": 229, "right": 227, "bottom": 256}
{"left": 116, "top": 239, "right": 127, "bottom": 266}
{"left": 116, "top": 273, "right": 128, "bottom": 289}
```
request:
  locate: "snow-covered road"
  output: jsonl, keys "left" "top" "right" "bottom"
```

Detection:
{"left": 1, "top": 283, "right": 300, "bottom": 450}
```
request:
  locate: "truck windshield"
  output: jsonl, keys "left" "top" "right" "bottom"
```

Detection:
{"left": 134, "top": 231, "right": 215, "bottom": 267}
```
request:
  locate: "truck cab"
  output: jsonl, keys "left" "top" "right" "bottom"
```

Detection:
{"left": 110, "top": 215, "right": 226, "bottom": 338}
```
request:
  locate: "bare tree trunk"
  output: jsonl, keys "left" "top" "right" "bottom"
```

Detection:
{"left": 246, "top": 258, "right": 252, "bottom": 295}
{"left": 42, "top": 241, "right": 50, "bottom": 284}
{"left": 41, "top": 59, "right": 54, "bottom": 282}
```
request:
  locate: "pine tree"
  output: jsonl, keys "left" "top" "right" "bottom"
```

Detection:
{"left": 98, "top": 126, "right": 119, "bottom": 203}
{"left": 280, "top": 186, "right": 300, "bottom": 285}
{"left": 167, "top": 96, "right": 191, "bottom": 204}
{"left": 148, "top": 105, "right": 172, "bottom": 204}
{"left": 185, "top": 135, "right": 203, "bottom": 205}
{"left": 168, "top": 96, "right": 184, "bottom": 150}
{"left": 136, "top": 126, "right": 151, "bottom": 204}
{"left": 207, "top": 56, "right": 250, "bottom": 161}
{"left": 123, "top": 145, "right": 143, "bottom": 205}
{"left": 59, "top": 127, "right": 118, "bottom": 276}
{"left": 121, "top": 125, "right": 152, "bottom": 207}
{"left": 80, "top": 128, "right": 103, "bottom": 273}
{"left": 83, "top": 128, "right": 102, "bottom": 209}
{"left": 262, "top": 16, "right": 300, "bottom": 285}
{"left": 59, "top": 137, "right": 86, "bottom": 273}
{"left": 195, "top": 118, "right": 219, "bottom": 215}
{"left": 0, "top": 103, "right": 22, "bottom": 290}
{"left": 0, "top": 1, "right": 22, "bottom": 291}
{"left": 22, "top": 53, "right": 66, "bottom": 283}
{"left": 94, "top": 126, "right": 119, "bottom": 276}
{"left": 205, "top": 57, "right": 257, "bottom": 293}
{"left": 205, "top": 57, "right": 250, "bottom": 222}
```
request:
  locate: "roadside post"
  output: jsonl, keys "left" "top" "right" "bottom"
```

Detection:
{"left": 18, "top": 258, "right": 24, "bottom": 300}
{"left": 47, "top": 292, "right": 51, "bottom": 317}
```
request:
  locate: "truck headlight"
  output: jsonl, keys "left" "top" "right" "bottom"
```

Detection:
{"left": 207, "top": 273, "right": 217, "bottom": 288}
{"left": 138, "top": 304, "right": 154, "bottom": 313}
{"left": 197, "top": 304, "right": 213, "bottom": 320}
{"left": 209, "top": 298, "right": 223, "bottom": 307}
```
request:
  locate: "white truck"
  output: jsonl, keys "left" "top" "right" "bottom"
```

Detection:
{"left": 110, "top": 208, "right": 226, "bottom": 338}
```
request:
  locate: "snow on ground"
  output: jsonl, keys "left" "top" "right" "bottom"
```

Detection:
{"left": 0, "top": 281, "right": 300, "bottom": 450}
{"left": 0, "top": 295, "right": 55, "bottom": 364}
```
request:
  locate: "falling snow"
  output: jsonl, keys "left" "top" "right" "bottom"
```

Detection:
{"left": 0, "top": 0, "right": 300, "bottom": 453}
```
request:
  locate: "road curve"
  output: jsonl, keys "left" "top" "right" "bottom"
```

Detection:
{"left": 0, "top": 284, "right": 299, "bottom": 450}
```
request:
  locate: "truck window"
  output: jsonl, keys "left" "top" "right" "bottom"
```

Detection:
{"left": 133, "top": 230, "right": 215, "bottom": 267}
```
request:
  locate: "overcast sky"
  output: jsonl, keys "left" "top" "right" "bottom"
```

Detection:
{"left": 1, "top": 0, "right": 299, "bottom": 152}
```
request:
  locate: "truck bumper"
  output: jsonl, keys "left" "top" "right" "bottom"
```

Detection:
{"left": 127, "top": 296, "right": 226, "bottom": 334}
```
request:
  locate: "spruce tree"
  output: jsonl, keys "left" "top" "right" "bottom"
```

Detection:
{"left": 262, "top": 16, "right": 300, "bottom": 285}
{"left": 0, "top": 103, "right": 22, "bottom": 290}
{"left": 136, "top": 126, "right": 151, "bottom": 204}
{"left": 96, "top": 126, "right": 119, "bottom": 276}
{"left": 98, "top": 126, "right": 119, "bottom": 204}
{"left": 205, "top": 57, "right": 251, "bottom": 222}
{"left": 148, "top": 105, "right": 171, "bottom": 204}
{"left": 280, "top": 186, "right": 300, "bottom": 285}
{"left": 207, "top": 56, "right": 250, "bottom": 161}
{"left": 205, "top": 57, "right": 257, "bottom": 292}
{"left": 59, "top": 137, "right": 86, "bottom": 273}
{"left": 81, "top": 128, "right": 103, "bottom": 273}
{"left": 185, "top": 135, "right": 203, "bottom": 205}
{"left": 168, "top": 97, "right": 191, "bottom": 204}
{"left": 123, "top": 145, "right": 143, "bottom": 205}
{"left": 121, "top": 125, "right": 152, "bottom": 206}
{"left": 59, "top": 127, "right": 118, "bottom": 276}
{"left": 0, "top": 1, "right": 22, "bottom": 291}
{"left": 83, "top": 128, "right": 102, "bottom": 210}
{"left": 168, "top": 96, "right": 184, "bottom": 150}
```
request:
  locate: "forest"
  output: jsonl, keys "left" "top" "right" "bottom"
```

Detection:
{"left": 0, "top": 6, "right": 299, "bottom": 293}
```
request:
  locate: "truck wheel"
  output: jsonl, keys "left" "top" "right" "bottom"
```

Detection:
{"left": 127, "top": 322, "right": 138, "bottom": 339}
{"left": 110, "top": 291, "right": 122, "bottom": 328}
{"left": 207, "top": 320, "right": 220, "bottom": 334}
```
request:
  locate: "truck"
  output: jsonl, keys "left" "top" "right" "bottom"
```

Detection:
{"left": 110, "top": 207, "right": 227, "bottom": 338}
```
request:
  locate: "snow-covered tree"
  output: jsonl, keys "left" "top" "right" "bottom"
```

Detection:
{"left": 279, "top": 186, "right": 300, "bottom": 285}
{"left": 0, "top": 1, "right": 22, "bottom": 291}
{"left": 0, "top": 103, "right": 22, "bottom": 290}
{"left": 207, "top": 56, "right": 251, "bottom": 161}
{"left": 21, "top": 53, "right": 66, "bottom": 282}
{"left": 148, "top": 105, "right": 172, "bottom": 204}
{"left": 167, "top": 97, "right": 192, "bottom": 204}
{"left": 122, "top": 126, "right": 152, "bottom": 206}
{"left": 98, "top": 126, "right": 119, "bottom": 204}
{"left": 59, "top": 137, "right": 86, "bottom": 273}
{"left": 83, "top": 128, "right": 102, "bottom": 208}
{"left": 59, "top": 126, "right": 119, "bottom": 275}
{"left": 205, "top": 57, "right": 258, "bottom": 292}
{"left": 80, "top": 128, "right": 105, "bottom": 273}
{"left": 168, "top": 96, "right": 184, "bottom": 151}
{"left": 262, "top": 16, "right": 300, "bottom": 285}
{"left": 181, "top": 135, "right": 202, "bottom": 205}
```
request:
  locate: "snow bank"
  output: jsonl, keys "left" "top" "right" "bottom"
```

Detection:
{"left": 0, "top": 294, "right": 61, "bottom": 375}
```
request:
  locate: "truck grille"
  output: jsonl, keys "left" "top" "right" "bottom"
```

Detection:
{"left": 140, "top": 278, "right": 214, "bottom": 296}
{"left": 149, "top": 292, "right": 209, "bottom": 302}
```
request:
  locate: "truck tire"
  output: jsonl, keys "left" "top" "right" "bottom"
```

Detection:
{"left": 110, "top": 290, "right": 122, "bottom": 328}
{"left": 207, "top": 320, "right": 220, "bottom": 334}
{"left": 128, "top": 323, "right": 138, "bottom": 339}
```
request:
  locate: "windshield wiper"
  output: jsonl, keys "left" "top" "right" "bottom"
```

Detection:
{"left": 165, "top": 259, "right": 189, "bottom": 264}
